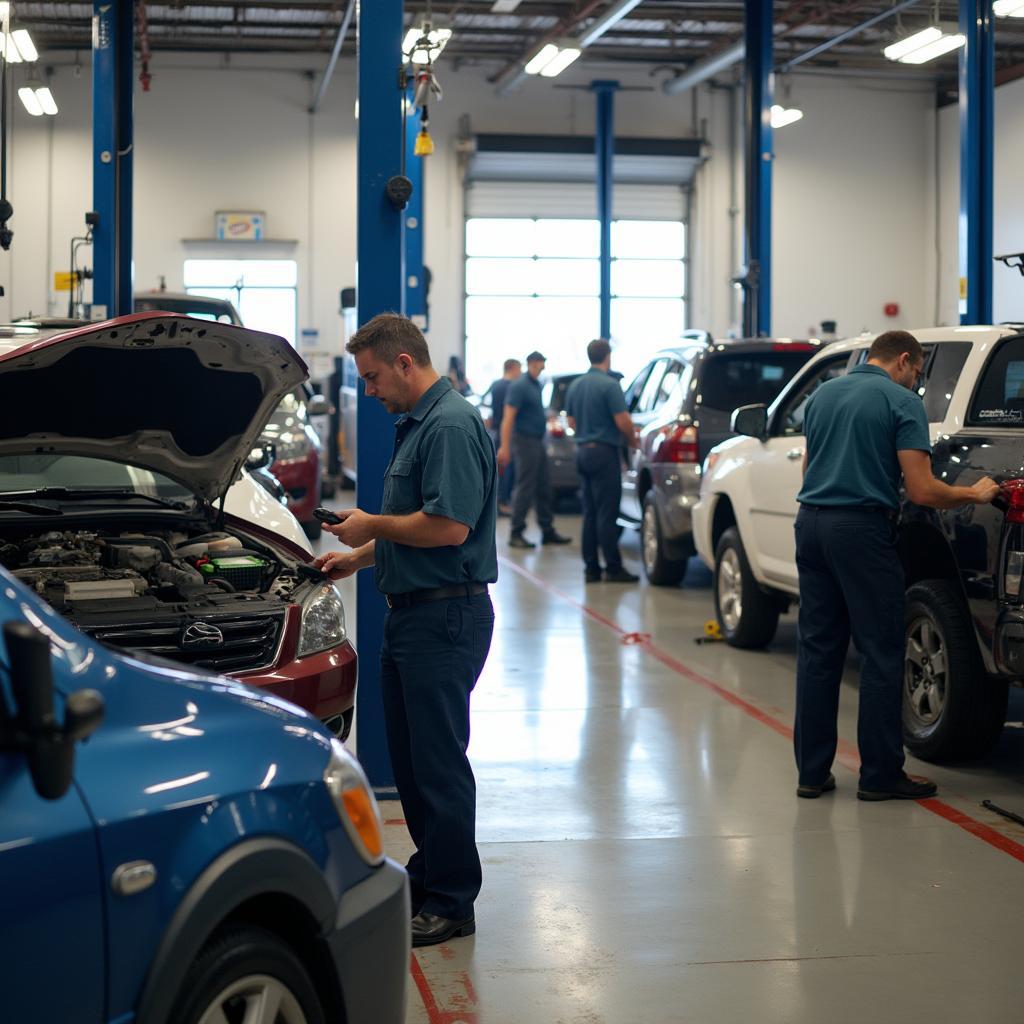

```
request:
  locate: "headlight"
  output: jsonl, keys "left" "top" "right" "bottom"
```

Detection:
{"left": 298, "top": 582, "right": 347, "bottom": 657}
{"left": 324, "top": 739, "right": 384, "bottom": 865}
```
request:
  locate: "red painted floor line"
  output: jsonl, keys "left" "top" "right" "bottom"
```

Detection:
{"left": 410, "top": 953, "right": 479, "bottom": 1024}
{"left": 499, "top": 555, "right": 1024, "bottom": 863}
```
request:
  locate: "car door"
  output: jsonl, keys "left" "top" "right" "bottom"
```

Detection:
{"left": 746, "top": 353, "right": 852, "bottom": 589}
{"left": 622, "top": 358, "right": 677, "bottom": 519}
{"left": 0, "top": 710, "right": 105, "bottom": 1021}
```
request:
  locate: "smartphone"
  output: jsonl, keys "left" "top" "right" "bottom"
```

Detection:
{"left": 313, "top": 507, "right": 343, "bottom": 525}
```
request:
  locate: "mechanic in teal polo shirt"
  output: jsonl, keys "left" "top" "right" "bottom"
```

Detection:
{"left": 314, "top": 313, "right": 496, "bottom": 949}
{"left": 565, "top": 338, "right": 639, "bottom": 583}
{"left": 794, "top": 330, "right": 998, "bottom": 803}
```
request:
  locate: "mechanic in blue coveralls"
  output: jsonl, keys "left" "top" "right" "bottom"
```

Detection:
{"left": 315, "top": 313, "right": 496, "bottom": 948}
{"left": 794, "top": 330, "right": 998, "bottom": 802}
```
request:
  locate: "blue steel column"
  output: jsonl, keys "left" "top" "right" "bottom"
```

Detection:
{"left": 743, "top": 0, "right": 772, "bottom": 337}
{"left": 592, "top": 81, "right": 618, "bottom": 340}
{"left": 404, "top": 98, "right": 426, "bottom": 329}
{"left": 357, "top": 0, "right": 404, "bottom": 795}
{"left": 959, "top": 0, "right": 994, "bottom": 324}
{"left": 92, "top": 0, "right": 134, "bottom": 318}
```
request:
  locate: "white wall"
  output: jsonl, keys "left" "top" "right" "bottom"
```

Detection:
{"left": 3, "top": 52, "right": 951, "bottom": 384}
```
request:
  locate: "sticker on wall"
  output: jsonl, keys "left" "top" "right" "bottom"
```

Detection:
{"left": 215, "top": 211, "right": 265, "bottom": 241}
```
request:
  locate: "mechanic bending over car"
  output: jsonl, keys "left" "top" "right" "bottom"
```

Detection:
{"left": 793, "top": 329, "right": 999, "bottom": 802}
{"left": 314, "top": 313, "right": 498, "bottom": 948}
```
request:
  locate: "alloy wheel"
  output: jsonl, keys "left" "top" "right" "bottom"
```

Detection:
{"left": 905, "top": 616, "right": 948, "bottom": 730}
{"left": 197, "top": 974, "right": 308, "bottom": 1024}
{"left": 717, "top": 547, "right": 743, "bottom": 632}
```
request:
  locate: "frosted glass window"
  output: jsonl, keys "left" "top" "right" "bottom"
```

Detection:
{"left": 534, "top": 259, "right": 600, "bottom": 296}
{"left": 535, "top": 219, "right": 600, "bottom": 258}
{"left": 466, "top": 258, "right": 537, "bottom": 296}
{"left": 612, "top": 221, "right": 685, "bottom": 259}
{"left": 612, "top": 259, "right": 685, "bottom": 298}
{"left": 237, "top": 288, "right": 298, "bottom": 346}
{"left": 466, "top": 219, "right": 536, "bottom": 257}
{"left": 184, "top": 259, "right": 297, "bottom": 288}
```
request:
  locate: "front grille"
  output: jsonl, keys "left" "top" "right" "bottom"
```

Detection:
{"left": 88, "top": 612, "right": 285, "bottom": 675}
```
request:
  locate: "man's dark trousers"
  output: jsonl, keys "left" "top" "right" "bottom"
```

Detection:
{"left": 577, "top": 442, "right": 623, "bottom": 574}
{"left": 491, "top": 429, "right": 515, "bottom": 505}
{"left": 794, "top": 505, "right": 906, "bottom": 791}
{"left": 510, "top": 435, "right": 553, "bottom": 534}
{"left": 380, "top": 593, "right": 494, "bottom": 919}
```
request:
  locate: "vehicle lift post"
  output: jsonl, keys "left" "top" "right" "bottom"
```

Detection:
{"left": 592, "top": 80, "right": 618, "bottom": 341}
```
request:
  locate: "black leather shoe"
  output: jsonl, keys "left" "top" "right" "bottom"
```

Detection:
{"left": 604, "top": 568, "right": 639, "bottom": 583}
{"left": 584, "top": 569, "right": 602, "bottom": 583}
{"left": 411, "top": 912, "right": 476, "bottom": 948}
{"left": 541, "top": 530, "right": 571, "bottom": 545}
{"left": 857, "top": 774, "right": 937, "bottom": 801}
{"left": 796, "top": 773, "right": 836, "bottom": 799}
{"left": 508, "top": 533, "right": 536, "bottom": 549}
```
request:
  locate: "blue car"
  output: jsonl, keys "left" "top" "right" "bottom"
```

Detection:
{"left": 0, "top": 565, "right": 409, "bottom": 1024}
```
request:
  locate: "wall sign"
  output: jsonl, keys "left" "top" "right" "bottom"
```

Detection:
{"left": 215, "top": 211, "right": 265, "bottom": 241}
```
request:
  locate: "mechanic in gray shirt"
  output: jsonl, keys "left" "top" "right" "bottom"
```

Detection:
{"left": 565, "top": 339, "right": 638, "bottom": 583}
{"left": 315, "top": 313, "right": 496, "bottom": 949}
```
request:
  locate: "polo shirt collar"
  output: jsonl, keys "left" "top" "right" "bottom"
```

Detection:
{"left": 404, "top": 376, "right": 451, "bottom": 423}
{"left": 851, "top": 364, "right": 890, "bottom": 379}
{"left": 587, "top": 366, "right": 607, "bottom": 376}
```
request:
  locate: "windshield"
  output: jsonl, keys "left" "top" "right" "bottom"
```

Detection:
{"left": 543, "top": 375, "right": 581, "bottom": 412}
{"left": 968, "top": 335, "right": 1024, "bottom": 426}
{"left": 0, "top": 454, "right": 194, "bottom": 500}
{"left": 134, "top": 296, "right": 240, "bottom": 325}
{"left": 697, "top": 350, "right": 816, "bottom": 412}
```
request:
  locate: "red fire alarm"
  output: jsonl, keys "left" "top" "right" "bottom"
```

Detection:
{"left": 884, "top": 302, "right": 899, "bottom": 317}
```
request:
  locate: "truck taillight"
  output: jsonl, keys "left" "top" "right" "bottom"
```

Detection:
{"left": 1007, "top": 551, "right": 1024, "bottom": 597}
{"left": 653, "top": 424, "right": 699, "bottom": 464}
{"left": 547, "top": 415, "right": 565, "bottom": 439}
{"left": 1001, "top": 479, "right": 1024, "bottom": 524}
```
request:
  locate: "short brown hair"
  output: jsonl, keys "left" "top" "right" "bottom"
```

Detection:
{"left": 346, "top": 312, "right": 432, "bottom": 367}
{"left": 868, "top": 330, "right": 924, "bottom": 365}
{"left": 587, "top": 338, "right": 611, "bottom": 365}
{"left": 503, "top": 358, "right": 521, "bottom": 373}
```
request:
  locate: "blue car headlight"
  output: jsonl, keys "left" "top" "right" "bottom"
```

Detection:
{"left": 298, "top": 582, "right": 347, "bottom": 657}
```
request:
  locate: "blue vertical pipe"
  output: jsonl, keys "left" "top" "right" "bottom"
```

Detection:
{"left": 356, "top": 0, "right": 404, "bottom": 796}
{"left": 92, "top": 0, "right": 134, "bottom": 318}
{"left": 592, "top": 81, "right": 618, "bottom": 341}
{"left": 404, "top": 96, "right": 426, "bottom": 329}
{"left": 959, "top": 0, "right": 994, "bottom": 324}
{"left": 743, "top": 0, "right": 772, "bottom": 337}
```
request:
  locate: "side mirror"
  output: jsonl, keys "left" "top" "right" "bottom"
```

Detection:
{"left": 307, "top": 395, "right": 331, "bottom": 417}
{"left": 731, "top": 404, "right": 768, "bottom": 440}
{"left": 246, "top": 443, "right": 275, "bottom": 471}
{"left": 3, "top": 621, "right": 104, "bottom": 801}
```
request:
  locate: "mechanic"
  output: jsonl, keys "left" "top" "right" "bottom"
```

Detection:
{"left": 794, "top": 330, "right": 999, "bottom": 802}
{"left": 486, "top": 357, "right": 522, "bottom": 516}
{"left": 565, "top": 338, "right": 639, "bottom": 583}
{"left": 314, "top": 313, "right": 496, "bottom": 948}
{"left": 497, "top": 350, "right": 571, "bottom": 549}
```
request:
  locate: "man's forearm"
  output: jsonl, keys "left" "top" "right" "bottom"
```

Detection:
{"left": 916, "top": 479, "right": 981, "bottom": 510}
{"left": 500, "top": 409, "right": 515, "bottom": 452}
{"left": 375, "top": 511, "right": 468, "bottom": 548}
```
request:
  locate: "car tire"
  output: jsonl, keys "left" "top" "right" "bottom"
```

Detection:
{"left": 302, "top": 520, "right": 323, "bottom": 541}
{"left": 714, "top": 526, "right": 780, "bottom": 649}
{"left": 171, "top": 925, "right": 326, "bottom": 1024}
{"left": 903, "top": 580, "right": 1008, "bottom": 762}
{"left": 641, "top": 493, "right": 687, "bottom": 586}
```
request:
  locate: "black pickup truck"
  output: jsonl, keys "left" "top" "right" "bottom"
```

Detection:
{"left": 899, "top": 326, "right": 1024, "bottom": 760}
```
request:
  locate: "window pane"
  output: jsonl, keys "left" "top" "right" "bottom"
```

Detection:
{"left": 182, "top": 288, "right": 240, "bottom": 322}
{"left": 183, "top": 258, "right": 297, "bottom": 288}
{"left": 968, "top": 336, "right": 1024, "bottom": 425}
{"left": 922, "top": 342, "right": 971, "bottom": 423}
{"left": 698, "top": 352, "right": 816, "bottom": 412}
{"left": 612, "top": 259, "right": 684, "bottom": 298}
{"left": 466, "top": 297, "right": 529, "bottom": 350}
{"left": 535, "top": 219, "right": 599, "bottom": 258}
{"left": 238, "top": 288, "right": 297, "bottom": 345}
{"left": 612, "top": 220, "right": 685, "bottom": 259}
{"left": 611, "top": 299, "right": 686, "bottom": 384}
{"left": 534, "top": 259, "right": 599, "bottom": 296}
{"left": 466, "top": 218, "right": 536, "bottom": 257}
{"left": 466, "top": 258, "right": 536, "bottom": 296}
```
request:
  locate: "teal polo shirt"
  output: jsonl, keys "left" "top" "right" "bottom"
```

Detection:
{"left": 505, "top": 373, "right": 547, "bottom": 438}
{"left": 565, "top": 367, "right": 627, "bottom": 447}
{"left": 798, "top": 363, "right": 931, "bottom": 511}
{"left": 375, "top": 377, "right": 498, "bottom": 595}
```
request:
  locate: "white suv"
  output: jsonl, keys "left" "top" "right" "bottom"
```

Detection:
{"left": 692, "top": 326, "right": 1017, "bottom": 649}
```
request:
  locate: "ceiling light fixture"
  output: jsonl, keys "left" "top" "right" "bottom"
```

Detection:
{"left": 491, "top": 0, "right": 523, "bottom": 10}
{"left": 770, "top": 104, "right": 803, "bottom": 129}
{"left": 17, "top": 86, "right": 41, "bottom": 115}
{"left": 11, "top": 29, "right": 36, "bottom": 62}
{"left": 883, "top": 24, "right": 965, "bottom": 64}
{"left": 523, "top": 40, "right": 580, "bottom": 78}
{"left": 35, "top": 86, "right": 57, "bottom": 115}
{"left": 402, "top": 22, "right": 452, "bottom": 66}
{"left": 993, "top": 0, "right": 1024, "bottom": 14}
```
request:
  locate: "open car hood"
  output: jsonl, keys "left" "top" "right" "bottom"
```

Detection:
{"left": 0, "top": 312, "right": 308, "bottom": 502}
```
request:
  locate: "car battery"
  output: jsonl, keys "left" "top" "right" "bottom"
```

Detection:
{"left": 199, "top": 555, "right": 267, "bottom": 591}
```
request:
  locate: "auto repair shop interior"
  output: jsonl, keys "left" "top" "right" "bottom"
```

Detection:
{"left": 2, "top": 2, "right": 1024, "bottom": 1023}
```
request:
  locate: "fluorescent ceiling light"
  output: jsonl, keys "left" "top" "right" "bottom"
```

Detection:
{"left": 11, "top": 29, "right": 37, "bottom": 62}
{"left": 771, "top": 104, "right": 803, "bottom": 128}
{"left": 524, "top": 43, "right": 559, "bottom": 75}
{"left": 0, "top": 34, "right": 21, "bottom": 62}
{"left": 35, "top": 86, "right": 57, "bottom": 115}
{"left": 994, "top": 0, "right": 1024, "bottom": 15}
{"left": 491, "top": 0, "right": 523, "bottom": 10}
{"left": 883, "top": 25, "right": 942, "bottom": 61}
{"left": 899, "top": 32, "right": 965, "bottom": 63}
{"left": 18, "top": 86, "right": 41, "bottom": 116}
{"left": 402, "top": 24, "right": 452, "bottom": 65}
{"left": 539, "top": 46, "right": 581, "bottom": 77}
{"left": 0, "top": 3, "right": 9, "bottom": 19}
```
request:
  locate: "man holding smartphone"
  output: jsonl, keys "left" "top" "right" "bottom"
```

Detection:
{"left": 313, "top": 313, "right": 497, "bottom": 948}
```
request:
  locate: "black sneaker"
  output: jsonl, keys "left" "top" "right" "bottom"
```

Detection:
{"left": 508, "top": 532, "right": 536, "bottom": 549}
{"left": 604, "top": 568, "right": 639, "bottom": 583}
{"left": 584, "top": 569, "right": 602, "bottom": 583}
{"left": 796, "top": 773, "right": 836, "bottom": 799}
{"left": 857, "top": 774, "right": 937, "bottom": 801}
{"left": 542, "top": 529, "right": 571, "bottom": 545}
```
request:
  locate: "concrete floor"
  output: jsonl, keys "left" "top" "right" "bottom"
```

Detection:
{"left": 318, "top": 512, "right": 1024, "bottom": 1024}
